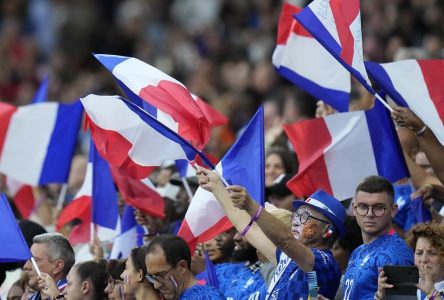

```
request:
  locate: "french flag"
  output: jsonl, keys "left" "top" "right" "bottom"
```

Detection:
{"left": 284, "top": 101, "right": 409, "bottom": 200}
{"left": 56, "top": 142, "right": 120, "bottom": 244}
{"left": 0, "top": 101, "right": 83, "bottom": 185}
{"left": 4, "top": 177, "right": 35, "bottom": 219}
{"left": 94, "top": 54, "right": 228, "bottom": 150}
{"left": 81, "top": 94, "right": 210, "bottom": 180}
{"left": 178, "top": 106, "right": 265, "bottom": 250}
{"left": 365, "top": 60, "right": 444, "bottom": 144}
{"left": 272, "top": 2, "right": 350, "bottom": 112}
{"left": 295, "top": 0, "right": 374, "bottom": 95}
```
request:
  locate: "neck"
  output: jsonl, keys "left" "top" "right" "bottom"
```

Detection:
{"left": 135, "top": 283, "right": 159, "bottom": 300}
{"left": 362, "top": 225, "right": 392, "bottom": 244}
{"left": 181, "top": 272, "right": 197, "bottom": 295}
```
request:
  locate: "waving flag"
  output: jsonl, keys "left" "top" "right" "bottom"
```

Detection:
{"left": 94, "top": 54, "right": 227, "bottom": 149}
{"left": 365, "top": 60, "right": 444, "bottom": 144}
{"left": 110, "top": 205, "right": 144, "bottom": 259}
{"left": 272, "top": 2, "right": 350, "bottom": 112}
{"left": 295, "top": 0, "right": 374, "bottom": 95}
{"left": 178, "top": 106, "right": 265, "bottom": 249}
{"left": 0, "top": 193, "right": 32, "bottom": 262}
{"left": 284, "top": 101, "right": 408, "bottom": 200}
{"left": 4, "top": 177, "right": 35, "bottom": 219}
{"left": 32, "top": 75, "right": 50, "bottom": 104}
{"left": 81, "top": 94, "right": 209, "bottom": 180}
{"left": 0, "top": 101, "right": 83, "bottom": 185}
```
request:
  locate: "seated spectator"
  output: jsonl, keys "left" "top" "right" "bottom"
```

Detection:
{"left": 377, "top": 222, "right": 444, "bottom": 300}
{"left": 63, "top": 259, "right": 108, "bottom": 300}
{"left": 145, "top": 235, "right": 225, "bottom": 299}
{"left": 120, "top": 247, "right": 159, "bottom": 300}
{"left": 343, "top": 176, "right": 414, "bottom": 299}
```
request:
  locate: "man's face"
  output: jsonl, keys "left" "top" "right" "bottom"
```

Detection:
{"left": 215, "top": 229, "right": 235, "bottom": 258}
{"left": 23, "top": 243, "right": 57, "bottom": 288}
{"left": 232, "top": 233, "right": 257, "bottom": 262}
{"left": 291, "top": 205, "right": 329, "bottom": 246}
{"left": 64, "top": 267, "right": 83, "bottom": 300}
{"left": 146, "top": 246, "right": 183, "bottom": 300}
{"left": 353, "top": 191, "right": 396, "bottom": 238}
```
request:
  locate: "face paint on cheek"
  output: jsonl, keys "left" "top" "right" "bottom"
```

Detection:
{"left": 169, "top": 275, "right": 178, "bottom": 288}
{"left": 118, "top": 285, "right": 124, "bottom": 299}
{"left": 123, "top": 274, "right": 130, "bottom": 285}
{"left": 301, "top": 222, "right": 317, "bottom": 239}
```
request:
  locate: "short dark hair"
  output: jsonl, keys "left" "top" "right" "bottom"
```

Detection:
{"left": 76, "top": 259, "right": 108, "bottom": 300}
{"left": 355, "top": 176, "right": 394, "bottom": 204}
{"left": 130, "top": 247, "right": 150, "bottom": 277}
{"left": 146, "top": 235, "right": 191, "bottom": 268}
{"left": 266, "top": 147, "right": 298, "bottom": 174}
{"left": 106, "top": 259, "right": 126, "bottom": 281}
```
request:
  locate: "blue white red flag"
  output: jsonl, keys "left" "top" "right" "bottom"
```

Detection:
{"left": 272, "top": 2, "right": 350, "bottom": 112}
{"left": 94, "top": 54, "right": 228, "bottom": 150}
{"left": 284, "top": 101, "right": 409, "bottom": 200}
{"left": 178, "top": 106, "right": 265, "bottom": 249}
{"left": 365, "top": 60, "right": 444, "bottom": 144}
{"left": 0, "top": 101, "right": 83, "bottom": 185}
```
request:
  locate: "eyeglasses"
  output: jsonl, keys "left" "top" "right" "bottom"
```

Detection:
{"left": 145, "top": 265, "right": 174, "bottom": 285}
{"left": 354, "top": 203, "right": 387, "bottom": 217}
{"left": 292, "top": 210, "right": 330, "bottom": 225}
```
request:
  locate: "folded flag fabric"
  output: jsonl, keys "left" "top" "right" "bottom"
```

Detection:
{"left": 284, "top": 101, "right": 409, "bottom": 200}
{"left": 178, "top": 106, "right": 265, "bottom": 249}
{"left": 365, "top": 59, "right": 444, "bottom": 144}
{"left": 81, "top": 94, "right": 208, "bottom": 180}
{"left": 272, "top": 2, "right": 350, "bottom": 112}
{"left": 4, "top": 176, "right": 35, "bottom": 219}
{"left": 295, "top": 0, "right": 374, "bottom": 94}
{"left": 0, "top": 101, "right": 83, "bottom": 185}
{"left": 94, "top": 54, "right": 228, "bottom": 149}
{"left": 0, "top": 193, "right": 32, "bottom": 262}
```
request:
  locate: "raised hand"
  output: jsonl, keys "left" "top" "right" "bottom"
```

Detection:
{"left": 226, "top": 185, "right": 256, "bottom": 212}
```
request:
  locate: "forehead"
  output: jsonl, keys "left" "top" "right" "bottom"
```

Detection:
{"left": 297, "top": 204, "right": 323, "bottom": 218}
{"left": 266, "top": 153, "right": 284, "bottom": 165}
{"left": 354, "top": 191, "right": 389, "bottom": 205}
{"left": 146, "top": 246, "right": 169, "bottom": 273}
{"left": 416, "top": 237, "right": 433, "bottom": 250}
{"left": 30, "top": 243, "right": 49, "bottom": 259}
{"left": 67, "top": 266, "right": 78, "bottom": 281}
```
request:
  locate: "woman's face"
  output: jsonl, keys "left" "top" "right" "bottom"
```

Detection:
{"left": 265, "top": 153, "right": 285, "bottom": 187}
{"left": 120, "top": 256, "right": 142, "bottom": 295}
{"left": 105, "top": 277, "right": 125, "bottom": 300}
{"left": 204, "top": 238, "right": 223, "bottom": 263}
{"left": 65, "top": 267, "right": 84, "bottom": 300}
{"left": 415, "top": 237, "right": 444, "bottom": 283}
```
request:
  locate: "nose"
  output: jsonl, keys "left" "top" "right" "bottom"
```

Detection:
{"left": 23, "top": 259, "right": 32, "bottom": 271}
{"left": 153, "top": 281, "right": 162, "bottom": 290}
{"left": 233, "top": 233, "right": 242, "bottom": 242}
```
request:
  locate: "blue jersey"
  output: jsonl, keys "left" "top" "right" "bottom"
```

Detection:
{"left": 221, "top": 262, "right": 266, "bottom": 300}
{"left": 266, "top": 248, "right": 341, "bottom": 300}
{"left": 179, "top": 283, "right": 225, "bottom": 300}
{"left": 342, "top": 233, "right": 414, "bottom": 300}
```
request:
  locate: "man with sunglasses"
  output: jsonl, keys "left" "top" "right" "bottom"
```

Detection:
{"left": 342, "top": 176, "right": 414, "bottom": 300}
{"left": 145, "top": 235, "right": 224, "bottom": 299}
{"left": 196, "top": 166, "right": 345, "bottom": 300}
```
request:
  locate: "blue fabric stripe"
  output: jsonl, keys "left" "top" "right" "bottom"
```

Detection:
{"left": 220, "top": 106, "right": 265, "bottom": 205}
{"left": 39, "top": 101, "right": 83, "bottom": 184}
{"left": 115, "top": 78, "right": 158, "bottom": 118}
{"left": 365, "top": 61, "right": 410, "bottom": 108}
{"left": 91, "top": 143, "right": 119, "bottom": 229}
{"left": 32, "top": 75, "right": 49, "bottom": 104}
{"left": 365, "top": 101, "right": 409, "bottom": 182}
{"left": 277, "top": 66, "right": 349, "bottom": 112}
{"left": 295, "top": 9, "right": 375, "bottom": 94}
{"left": 95, "top": 54, "right": 129, "bottom": 73}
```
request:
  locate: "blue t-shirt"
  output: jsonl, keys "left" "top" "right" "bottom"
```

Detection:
{"left": 266, "top": 248, "right": 341, "bottom": 300}
{"left": 219, "top": 262, "right": 266, "bottom": 300}
{"left": 178, "top": 283, "right": 225, "bottom": 299}
{"left": 342, "top": 233, "right": 414, "bottom": 300}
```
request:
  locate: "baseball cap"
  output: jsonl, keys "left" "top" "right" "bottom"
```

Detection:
{"left": 292, "top": 189, "right": 346, "bottom": 236}
{"left": 265, "top": 174, "right": 294, "bottom": 198}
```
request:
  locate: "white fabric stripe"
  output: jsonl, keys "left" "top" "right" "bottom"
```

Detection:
{"left": 305, "top": 198, "right": 336, "bottom": 216}
{"left": 272, "top": 35, "right": 350, "bottom": 91}
{"left": 381, "top": 60, "right": 444, "bottom": 144}
{"left": 186, "top": 163, "right": 225, "bottom": 236}
{"left": 307, "top": 0, "right": 340, "bottom": 44}
{"left": 350, "top": 13, "right": 371, "bottom": 84}
{"left": 109, "top": 226, "right": 138, "bottom": 259}
{"left": 5, "top": 177, "right": 25, "bottom": 196}
{"left": 324, "top": 112, "right": 378, "bottom": 200}
{"left": 0, "top": 103, "right": 58, "bottom": 185}
{"left": 75, "top": 163, "right": 93, "bottom": 198}
{"left": 112, "top": 57, "right": 184, "bottom": 93}
{"left": 96, "top": 217, "right": 121, "bottom": 241}
{"left": 81, "top": 94, "right": 189, "bottom": 166}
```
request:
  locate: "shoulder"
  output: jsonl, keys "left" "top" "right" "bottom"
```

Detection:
{"left": 180, "top": 284, "right": 225, "bottom": 299}
{"left": 375, "top": 235, "right": 414, "bottom": 265}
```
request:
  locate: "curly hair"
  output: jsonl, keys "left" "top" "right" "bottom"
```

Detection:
{"left": 406, "top": 222, "right": 444, "bottom": 258}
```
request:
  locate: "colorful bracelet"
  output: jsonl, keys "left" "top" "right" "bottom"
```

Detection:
{"left": 240, "top": 205, "right": 263, "bottom": 237}
{"left": 415, "top": 124, "right": 428, "bottom": 136}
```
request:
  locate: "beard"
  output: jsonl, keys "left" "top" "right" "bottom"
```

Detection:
{"left": 231, "top": 244, "right": 258, "bottom": 263}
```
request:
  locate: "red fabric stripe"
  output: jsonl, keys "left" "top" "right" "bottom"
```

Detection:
{"left": 418, "top": 60, "right": 444, "bottom": 124}
{"left": 56, "top": 195, "right": 91, "bottom": 230}
{"left": 110, "top": 166, "right": 165, "bottom": 219}
{"left": 139, "top": 81, "right": 210, "bottom": 149}
{"left": 177, "top": 219, "right": 197, "bottom": 252}
{"left": 283, "top": 118, "right": 333, "bottom": 197}
{"left": 85, "top": 115, "right": 154, "bottom": 180}
{"left": 330, "top": 0, "right": 359, "bottom": 65}
{"left": 0, "top": 102, "right": 17, "bottom": 157}
{"left": 13, "top": 185, "right": 35, "bottom": 219}
{"left": 195, "top": 98, "right": 228, "bottom": 127}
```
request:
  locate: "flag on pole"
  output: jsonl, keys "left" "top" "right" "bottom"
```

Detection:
{"left": 284, "top": 101, "right": 409, "bottom": 200}
{"left": 94, "top": 54, "right": 228, "bottom": 149}
{"left": 0, "top": 101, "right": 83, "bottom": 185}
{"left": 365, "top": 59, "right": 444, "bottom": 144}
{"left": 272, "top": 2, "right": 350, "bottom": 112}
{"left": 0, "top": 193, "right": 32, "bottom": 262}
{"left": 178, "top": 106, "right": 265, "bottom": 249}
